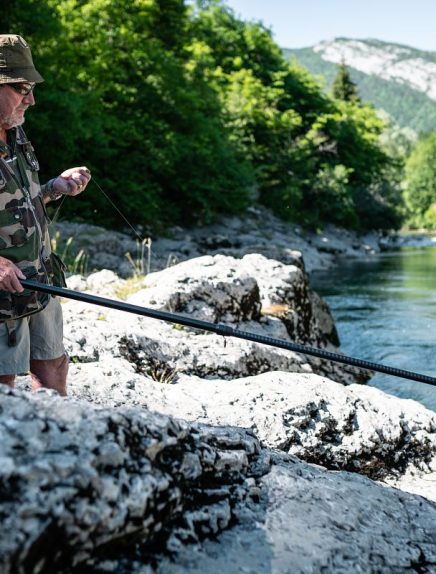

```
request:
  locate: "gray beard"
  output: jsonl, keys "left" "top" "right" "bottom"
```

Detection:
{"left": 0, "top": 113, "right": 25, "bottom": 128}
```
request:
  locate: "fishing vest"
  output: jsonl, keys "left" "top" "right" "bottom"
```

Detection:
{"left": 0, "top": 126, "right": 65, "bottom": 322}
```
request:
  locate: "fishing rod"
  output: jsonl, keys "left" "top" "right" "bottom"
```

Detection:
{"left": 21, "top": 279, "right": 436, "bottom": 387}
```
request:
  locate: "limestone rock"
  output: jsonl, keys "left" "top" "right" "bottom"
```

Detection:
{"left": 60, "top": 254, "right": 367, "bottom": 385}
{"left": 2, "top": 386, "right": 435, "bottom": 574}
{"left": 153, "top": 455, "right": 436, "bottom": 574}
{"left": 52, "top": 206, "right": 386, "bottom": 277}
{"left": 3, "top": 213, "right": 428, "bottom": 574}
{"left": 124, "top": 254, "right": 367, "bottom": 384}
{"left": 0, "top": 387, "right": 265, "bottom": 573}
{"left": 66, "top": 368, "right": 436, "bottom": 501}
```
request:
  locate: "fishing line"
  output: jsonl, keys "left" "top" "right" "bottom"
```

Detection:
{"left": 47, "top": 176, "right": 146, "bottom": 244}
{"left": 91, "top": 178, "right": 146, "bottom": 243}
{"left": 49, "top": 193, "right": 67, "bottom": 225}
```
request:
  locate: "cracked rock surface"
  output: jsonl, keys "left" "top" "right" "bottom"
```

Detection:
{"left": 63, "top": 254, "right": 367, "bottom": 385}
{"left": 66, "top": 366, "right": 436, "bottom": 502}
{"left": 152, "top": 455, "right": 436, "bottom": 574}
{"left": 1, "top": 386, "right": 435, "bottom": 574}
{"left": 0, "top": 387, "right": 267, "bottom": 573}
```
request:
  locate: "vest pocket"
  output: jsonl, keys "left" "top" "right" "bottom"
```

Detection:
{"left": 0, "top": 266, "right": 50, "bottom": 322}
{"left": 12, "top": 289, "right": 48, "bottom": 319}
{"left": 0, "top": 290, "right": 47, "bottom": 322}
{"left": 46, "top": 252, "right": 67, "bottom": 288}
{"left": 0, "top": 208, "right": 28, "bottom": 249}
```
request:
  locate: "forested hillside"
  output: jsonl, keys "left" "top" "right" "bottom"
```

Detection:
{"left": 2, "top": 0, "right": 403, "bottom": 231}
{"left": 284, "top": 40, "right": 436, "bottom": 134}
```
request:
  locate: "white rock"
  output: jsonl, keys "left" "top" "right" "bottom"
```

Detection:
{"left": 314, "top": 38, "right": 436, "bottom": 100}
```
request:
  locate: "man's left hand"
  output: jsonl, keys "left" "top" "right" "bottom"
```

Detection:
{"left": 52, "top": 166, "right": 91, "bottom": 196}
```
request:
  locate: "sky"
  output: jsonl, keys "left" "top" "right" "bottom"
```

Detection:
{"left": 223, "top": 0, "right": 436, "bottom": 52}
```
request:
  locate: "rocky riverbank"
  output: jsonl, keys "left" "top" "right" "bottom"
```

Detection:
{"left": 1, "top": 210, "right": 435, "bottom": 573}
{"left": 385, "top": 231, "right": 436, "bottom": 249}
{"left": 51, "top": 205, "right": 389, "bottom": 277}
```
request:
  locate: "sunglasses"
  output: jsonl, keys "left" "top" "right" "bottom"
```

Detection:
{"left": 8, "top": 82, "right": 36, "bottom": 96}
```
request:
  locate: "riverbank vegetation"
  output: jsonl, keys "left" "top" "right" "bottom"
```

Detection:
{"left": 4, "top": 0, "right": 431, "bottom": 232}
{"left": 404, "top": 132, "right": 436, "bottom": 229}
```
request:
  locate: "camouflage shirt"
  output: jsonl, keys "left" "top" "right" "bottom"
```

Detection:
{"left": 0, "top": 125, "right": 54, "bottom": 321}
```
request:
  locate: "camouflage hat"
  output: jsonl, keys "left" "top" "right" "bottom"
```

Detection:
{"left": 0, "top": 35, "right": 44, "bottom": 84}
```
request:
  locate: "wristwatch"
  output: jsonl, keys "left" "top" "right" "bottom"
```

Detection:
{"left": 43, "top": 178, "right": 62, "bottom": 201}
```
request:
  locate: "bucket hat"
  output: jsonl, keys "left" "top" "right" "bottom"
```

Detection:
{"left": 0, "top": 35, "right": 44, "bottom": 84}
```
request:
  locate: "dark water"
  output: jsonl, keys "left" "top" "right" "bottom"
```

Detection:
{"left": 311, "top": 246, "right": 436, "bottom": 412}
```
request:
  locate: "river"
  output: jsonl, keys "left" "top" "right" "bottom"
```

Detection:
{"left": 311, "top": 244, "right": 436, "bottom": 412}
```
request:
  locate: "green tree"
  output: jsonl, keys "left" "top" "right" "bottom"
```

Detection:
{"left": 4, "top": 0, "right": 402, "bottom": 231}
{"left": 190, "top": 1, "right": 400, "bottom": 229}
{"left": 6, "top": 0, "right": 254, "bottom": 228}
{"left": 404, "top": 132, "right": 436, "bottom": 228}
{"left": 332, "top": 60, "right": 361, "bottom": 103}
{"left": 1, "top": 0, "right": 58, "bottom": 39}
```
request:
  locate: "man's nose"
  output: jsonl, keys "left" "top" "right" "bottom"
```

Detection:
{"left": 23, "top": 91, "right": 35, "bottom": 106}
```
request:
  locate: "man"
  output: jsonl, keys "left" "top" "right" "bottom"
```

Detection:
{"left": 0, "top": 34, "right": 91, "bottom": 396}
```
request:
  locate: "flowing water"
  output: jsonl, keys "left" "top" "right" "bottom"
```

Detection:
{"left": 311, "top": 245, "right": 436, "bottom": 412}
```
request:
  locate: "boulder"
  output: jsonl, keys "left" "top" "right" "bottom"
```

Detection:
{"left": 0, "top": 386, "right": 266, "bottom": 573}
{"left": 154, "top": 455, "right": 436, "bottom": 574}
{"left": 1, "top": 387, "right": 435, "bottom": 574}
{"left": 5, "top": 245, "right": 436, "bottom": 574}
{"left": 5, "top": 232, "right": 434, "bottom": 573}
{"left": 65, "top": 366, "right": 436, "bottom": 502}
{"left": 63, "top": 254, "right": 366, "bottom": 385}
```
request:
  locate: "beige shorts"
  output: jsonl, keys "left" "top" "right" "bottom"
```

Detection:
{"left": 0, "top": 296, "right": 65, "bottom": 375}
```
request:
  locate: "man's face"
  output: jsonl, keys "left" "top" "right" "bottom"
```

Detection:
{"left": 0, "top": 83, "right": 35, "bottom": 132}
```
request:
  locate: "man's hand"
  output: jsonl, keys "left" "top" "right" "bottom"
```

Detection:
{"left": 52, "top": 166, "right": 91, "bottom": 197}
{"left": 0, "top": 257, "right": 25, "bottom": 293}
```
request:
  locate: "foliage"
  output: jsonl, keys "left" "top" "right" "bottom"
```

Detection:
{"left": 3, "top": 0, "right": 403, "bottom": 231}
{"left": 378, "top": 110, "right": 417, "bottom": 159}
{"left": 404, "top": 132, "right": 436, "bottom": 228}
{"left": 332, "top": 61, "right": 360, "bottom": 103}
{"left": 190, "top": 2, "right": 401, "bottom": 229}
{"left": 125, "top": 238, "right": 152, "bottom": 277}
{"left": 6, "top": 0, "right": 253, "bottom": 228}
{"left": 50, "top": 231, "right": 88, "bottom": 275}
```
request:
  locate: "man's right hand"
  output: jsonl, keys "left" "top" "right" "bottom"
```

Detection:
{"left": 0, "top": 257, "right": 25, "bottom": 293}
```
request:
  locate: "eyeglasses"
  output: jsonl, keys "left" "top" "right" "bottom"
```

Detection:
{"left": 8, "top": 82, "right": 36, "bottom": 96}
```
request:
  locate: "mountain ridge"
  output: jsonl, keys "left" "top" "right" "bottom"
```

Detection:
{"left": 284, "top": 38, "right": 436, "bottom": 134}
